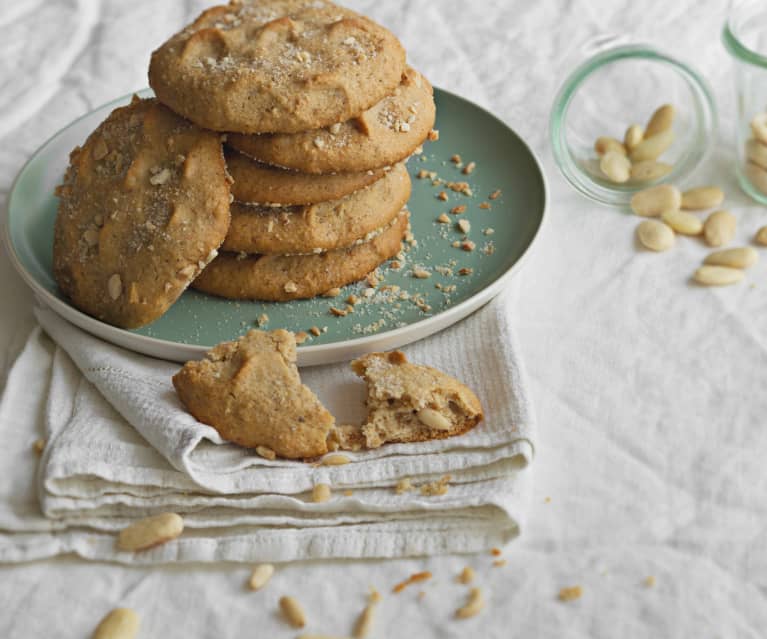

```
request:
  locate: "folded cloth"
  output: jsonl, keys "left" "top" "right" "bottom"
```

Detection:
{"left": 0, "top": 290, "right": 535, "bottom": 564}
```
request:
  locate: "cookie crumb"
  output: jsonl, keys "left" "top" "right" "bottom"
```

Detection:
{"left": 484, "top": 228, "right": 495, "bottom": 236}
{"left": 479, "top": 201, "right": 492, "bottom": 210}
{"left": 450, "top": 205, "right": 467, "bottom": 215}
{"left": 395, "top": 478, "right": 413, "bottom": 494}
{"left": 309, "top": 326, "right": 322, "bottom": 337}
{"left": 420, "top": 475, "right": 451, "bottom": 496}
{"left": 322, "top": 287, "right": 341, "bottom": 298}
{"left": 330, "top": 307, "right": 348, "bottom": 317}
{"left": 32, "top": 438, "right": 46, "bottom": 456}
{"left": 493, "top": 559, "right": 507, "bottom": 568}
{"left": 347, "top": 294, "right": 359, "bottom": 305}
{"left": 644, "top": 576, "right": 656, "bottom": 588}
{"left": 457, "top": 219, "right": 471, "bottom": 234}
{"left": 256, "top": 446, "right": 276, "bottom": 461}
{"left": 447, "top": 181, "right": 473, "bottom": 197}
{"left": 458, "top": 267, "right": 473, "bottom": 276}
{"left": 489, "top": 189, "right": 502, "bottom": 200}
{"left": 427, "top": 129, "right": 440, "bottom": 141}
{"left": 461, "top": 240, "right": 476, "bottom": 252}
{"left": 412, "top": 267, "right": 431, "bottom": 279}
{"left": 462, "top": 161, "right": 476, "bottom": 175}
{"left": 456, "top": 566, "right": 475, "bottom": 584}
{"left": 312, "top": 483, "right": 331, "bottom": 503}
{"left": 451, "top": 154, "right": 462, "bottom": 164}
{"left": 558, "top": 586, "right": 583, "bottom": 602}
{"left": 256, "top": 313, "right": 269, "bottom": 327}
{"left": 295, "top": 331, "right": 309, "bottom": 344}
{"left": 437, "top": 191, "right": 449, "bottom": 201}
{"left": 490, "top": 548, "right": 502, "bottom": 557}
{"left": 437, "top": 213, "right": 451, "bottom": 224}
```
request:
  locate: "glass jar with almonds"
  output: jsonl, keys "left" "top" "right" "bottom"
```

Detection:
{"left": 723, "top": 0, "right": 767, "bottom": 205}
{"left": 550, "top": 37, "right": 718, "bottom": 206}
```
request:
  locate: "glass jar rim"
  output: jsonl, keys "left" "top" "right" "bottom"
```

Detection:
{"left": 723, "top": 15, "right": 767, "bottom": 67}
{"left": 549, "top": 42, "right": 718, "bottom": 207}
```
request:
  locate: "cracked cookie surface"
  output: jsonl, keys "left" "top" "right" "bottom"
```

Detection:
{"left": 53, "top": 96, "right": 231, "bottom": 329}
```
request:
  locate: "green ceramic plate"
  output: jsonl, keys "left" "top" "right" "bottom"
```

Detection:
{"left": 3, "top": 89, "right": 546, "bottom": 365}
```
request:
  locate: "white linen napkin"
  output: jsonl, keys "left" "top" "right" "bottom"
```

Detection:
{"left": 0, "top": 290, "right": 535, "bottom": 564}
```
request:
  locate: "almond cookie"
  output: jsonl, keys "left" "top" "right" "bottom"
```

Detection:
{"left": 227, "top": 150, "right": 386, "bottom": 205}
{"left": 173, "top": 329, "right": 335, "bottom": 459}
{"left": 223, "top": 163, "right": 410, "bottom": 254}
{"left": 53, "top": 96, "right": 231, "bottom": 329}
{"left": 350, "top": 351, "right": 484, "bottom": 448}
{"left": 193, "top": 210, "right": 408, "bottom": 301}
{"left": 149, "top": 0, "right": 406, "bottom": 134}
{"left": 228, "top": 67, "right": 435, "bottom": 173}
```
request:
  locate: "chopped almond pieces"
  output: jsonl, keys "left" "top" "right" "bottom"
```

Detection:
{"left": 392, "top": 571, "right": 432, "bottom": 594}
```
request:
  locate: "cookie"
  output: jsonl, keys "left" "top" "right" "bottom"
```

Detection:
{"left": 228, "top": 67, "right": 435, "bottom": 174}
{"left": 173, "top": 329, "right": 335, "bottom": 459}
{"left": 222, "top": 163, "right": 410, "bottom": 254}
{"left": 193, "top": 210, "right": 409, "bottom": 301}
{"left": 149, "top": 0, "right": 406, "bottom": 134}
{"left": 227, "top": 149, "right": 386, "bottom": 205}
{"left": 53, "top": 96, "right": 231, "bottom": 329}
{"left": 350, "top": 351, "right": 484, "bottom": 449}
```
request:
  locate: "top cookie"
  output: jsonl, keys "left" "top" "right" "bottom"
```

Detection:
{"left": 149, "top": 0, "right": 407, "bottom": 134}
{"left": 53, "top": 96, "right": 231, "bottom": 329}
{"left": 173, "top": 329, "right": 336, "bottom": 459}
{"left": 228, "top": 67, "right": 436, "bottom": 173}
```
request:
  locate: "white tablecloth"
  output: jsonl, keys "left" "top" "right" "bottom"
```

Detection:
{"left": 2, "top": 1, "right": 766, "bottom": 637}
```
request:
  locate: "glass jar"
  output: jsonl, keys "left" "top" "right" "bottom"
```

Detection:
{"left": 723, "top": 0, "right": 767, "bottom": 205}
{"left": 550, "top": 38, "right": 718, "bottom": 207}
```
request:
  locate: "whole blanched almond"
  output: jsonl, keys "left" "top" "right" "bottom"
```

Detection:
{"left": 693, "top": 266, "right": 744, "bottom": 286}
{"left": 631, "top": 184, "right": 681, "bottom": 217}
{"left": 703, "top": 210, "right": 736, "bottom": 247}
{"left": 661, "top": 209, "right": 703, "bottom": 235}
{"left": 624, "top": 124, "right": 644, "bottom": 151}
{"left": 755, "top": 226, "right": 767, "bottom": 246}
{"left": 600, "top": 151, "right": 631, "bottom": 183}
{"left": 92, "top": 608, "right": 140, "bottom": 639}
{"left": 280, "top": 596, "right": 306, "bottom": 628}
{"left": 745, "top": 161, "right": 767, "bottom": 195}
{"left": 630, "top": 160, "right": 673, "bottom": 183}
{"left": 637, "top": 220, "right": 675, "bottom": 252}
{"left": 594, "top": 136, "right": 627, "bottom": 157}
{"left": 750, "top": 113, "right": 767, "bottom": 144}
{"left": 645, "top": 104, "right": 675, "bottom": 138}
{"left": 117, "top": 513, "right": 183, "bottom": 552}
{"left": 248, "top": 564, "right": 275, "bottom": 591}
{"left": 745, "top": 138, "right": 767, "bottom": 170}
{"left": 681, "top": 186, "right": 725, "bottom": 210}
{"left": 704, "top": 247, "right": 759, "bottom": 269}
{"left": 417, "top": 408, "right": 452, "bottom": 430}
{"left": 629, "top": 127, "right": 675, "bottom": 162}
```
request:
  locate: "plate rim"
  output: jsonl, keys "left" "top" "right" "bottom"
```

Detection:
{"left": 2, "top": 87, "right": 548, "bottom": 365}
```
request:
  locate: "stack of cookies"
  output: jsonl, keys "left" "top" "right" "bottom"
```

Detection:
{"left": 150, "top": 1, "right": 436, "bottom": 302}
{"left": 53, "top": 0, "right": 435, "bottom": 328}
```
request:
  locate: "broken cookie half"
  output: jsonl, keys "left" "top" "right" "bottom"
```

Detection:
{"left": 349, "top": 351, "right": 484, "bottom": 449}
{"left": 173, "top": 329, "right": 335, "bottom": 459}
{"left": 173, "top": 332, "right": 484, "bottom": 460}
